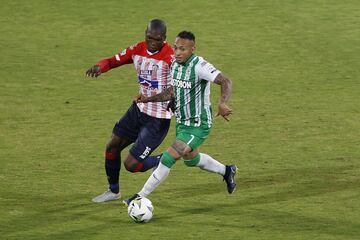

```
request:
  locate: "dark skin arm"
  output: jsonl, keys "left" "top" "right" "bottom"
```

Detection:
{"left": 134, "top": 86, "right": 174, "bottom": 103}
{"left": 213, "top": 73, "right": 233, "bottom": 121}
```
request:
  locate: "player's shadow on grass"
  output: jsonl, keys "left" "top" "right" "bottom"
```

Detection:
{"left": 162, "top": 164, "right": 359, "bottom": 208}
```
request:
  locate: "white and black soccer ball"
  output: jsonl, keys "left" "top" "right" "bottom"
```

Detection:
{"left": 127, "top": 196, "right": 154, "bottom": 223}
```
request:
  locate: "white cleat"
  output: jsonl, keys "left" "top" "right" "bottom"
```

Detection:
{"left": 92, "top": 189, "right": 121, "bottom": 203}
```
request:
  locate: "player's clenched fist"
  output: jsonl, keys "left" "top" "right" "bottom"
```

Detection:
{"left": 85, "top": 65, "right": 102, "bottom": 77}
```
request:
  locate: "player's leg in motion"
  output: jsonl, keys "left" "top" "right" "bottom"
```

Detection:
{"left": 92, "top": 135, "right": 132, "bottom": 203}
{"left": 123, "top": 140, "right": 189, "bottom": 205}
{"left": 105, "top": 135, "right": 130, "bottom": 193}
{"left": 184, "top": 152, "right": 238, "bottom": 194}
{"left": 184, "top": 152, "right": 225, "bottom": 175}
{"left": 179, "top": 125, "right": 237, "bottom": 194}
{"left": 138, "top": 140, "right": 190, "bottom": 197}
{"left": 93, "top": 102, "right": 139, "bottom": 203}
{"left": 123, "top": 115, "right": 170, "bottom": 173}
{"left": 123, "top": 130, "right": 237, "bottom": 205}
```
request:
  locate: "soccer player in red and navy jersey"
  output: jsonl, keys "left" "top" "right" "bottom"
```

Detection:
{"left": 85, "top": 19, "right": 174, "bottom": 203}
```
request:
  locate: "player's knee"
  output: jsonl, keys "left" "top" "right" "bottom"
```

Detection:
{"left": 124, "top": 164, "right": 136, "bottom": 172}
{"left": 160, "top": 151, "right": 176, "bottom": 168}
{"left": 106, "top": 142, "right": 119, "bottom": 153}
{"left": 124, "top": 160, "right": 137, "bottom": 172}
{"left": 124, "top": 155, "right": 144, "bottom": 173}
{"left": 183, "top": 154, "right": 200, "bottom": 167}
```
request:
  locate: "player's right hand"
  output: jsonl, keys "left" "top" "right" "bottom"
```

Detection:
{"left": 85, "top": 65, "right": 101, "bottom": 77}
{"left": 133, "top": 94, "right": 147, "bottom": 103}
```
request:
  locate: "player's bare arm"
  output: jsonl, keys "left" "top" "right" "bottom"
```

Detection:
{"left": 214, "top": 73, "right": 233, "bottom": 121}
{"left": 136, "top": 86, "right": 174, "bottom": 103}
{"left": 85, "top": 65, "right": 102, "bottom": 77}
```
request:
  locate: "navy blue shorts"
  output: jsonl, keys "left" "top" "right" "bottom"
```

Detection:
{"left": 112, "top": 102, "right": 171, "bottom": 162}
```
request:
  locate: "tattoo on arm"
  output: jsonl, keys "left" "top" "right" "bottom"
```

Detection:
{"left": 214, "top": 73, "right": 232, "bottom": 104}
{"left": 144, "top": 86, "right": 174, "bottom": 102}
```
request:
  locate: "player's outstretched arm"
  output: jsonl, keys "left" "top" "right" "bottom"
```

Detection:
{"left": 85, "top": 47, "right": 134, "bottom": 78}
{"left": 85, "top": 65, "right": 102, "bottom": 78}
{"left": 214, "top": 73, "right": 233, "bottom": 121}
{"left": 135, "top": 86, "right": 174, "bottom": 103}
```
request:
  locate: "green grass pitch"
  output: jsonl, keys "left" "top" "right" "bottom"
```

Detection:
{"left": 1, "top": 0, "right": 360, "bottom": 239}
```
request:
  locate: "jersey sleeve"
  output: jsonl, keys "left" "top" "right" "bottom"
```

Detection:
{"left": 196, "top": 58, "right": 221, "bottom": 82}
{"left": 96, "top": 43, "right": 139, "bottom": 73}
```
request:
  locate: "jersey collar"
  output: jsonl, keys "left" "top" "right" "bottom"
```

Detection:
{"left": 181, "top": 54, "right": 196, "bottom": 66}
{"left": 146, "top": 50, "right": 159, "bottom": 55}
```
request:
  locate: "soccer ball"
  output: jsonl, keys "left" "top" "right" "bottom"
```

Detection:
{"left": 127, "top": 196, "right": 154, "bottom": 223}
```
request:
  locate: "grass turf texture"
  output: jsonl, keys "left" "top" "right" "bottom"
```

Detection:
{"left": 1, "top": 0, "right": 360, "bottom": 239}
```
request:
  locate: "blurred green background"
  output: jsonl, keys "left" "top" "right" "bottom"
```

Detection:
{"left": 1, "top": 0, "right": 359, "bottom": 239}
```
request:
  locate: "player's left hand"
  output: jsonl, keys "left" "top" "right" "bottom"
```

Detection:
{"left": 216, "top": 103, "right": 233, "bottom": 121}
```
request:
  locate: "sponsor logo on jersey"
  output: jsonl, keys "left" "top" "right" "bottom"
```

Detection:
{"left": 140, "top": 70, "right": 152, "bottom": 75}
{"left": 174, "top": 79, "right": 192, "bottom": 89}
{"left": 138, "top": 76, "right": 159, "bottom": 89}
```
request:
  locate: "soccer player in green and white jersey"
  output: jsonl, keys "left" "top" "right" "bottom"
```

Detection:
{"left": 124, "top": 31, "right": 237, "bottom": 205}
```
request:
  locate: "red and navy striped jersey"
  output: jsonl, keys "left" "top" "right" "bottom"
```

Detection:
{"left": 96, "top": 41, "right": 174, "bottom": 119}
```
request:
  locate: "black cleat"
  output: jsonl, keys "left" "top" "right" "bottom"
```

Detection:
{"left": 123, "top": 194, "right": 140, "bottom": 206}
{"left": 223, "top": 165, "right": 238, "bottom": 194}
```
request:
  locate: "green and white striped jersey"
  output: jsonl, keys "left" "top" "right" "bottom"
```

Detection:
{"left": 171, "top": 54, "right": 221, "bottom": 128}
